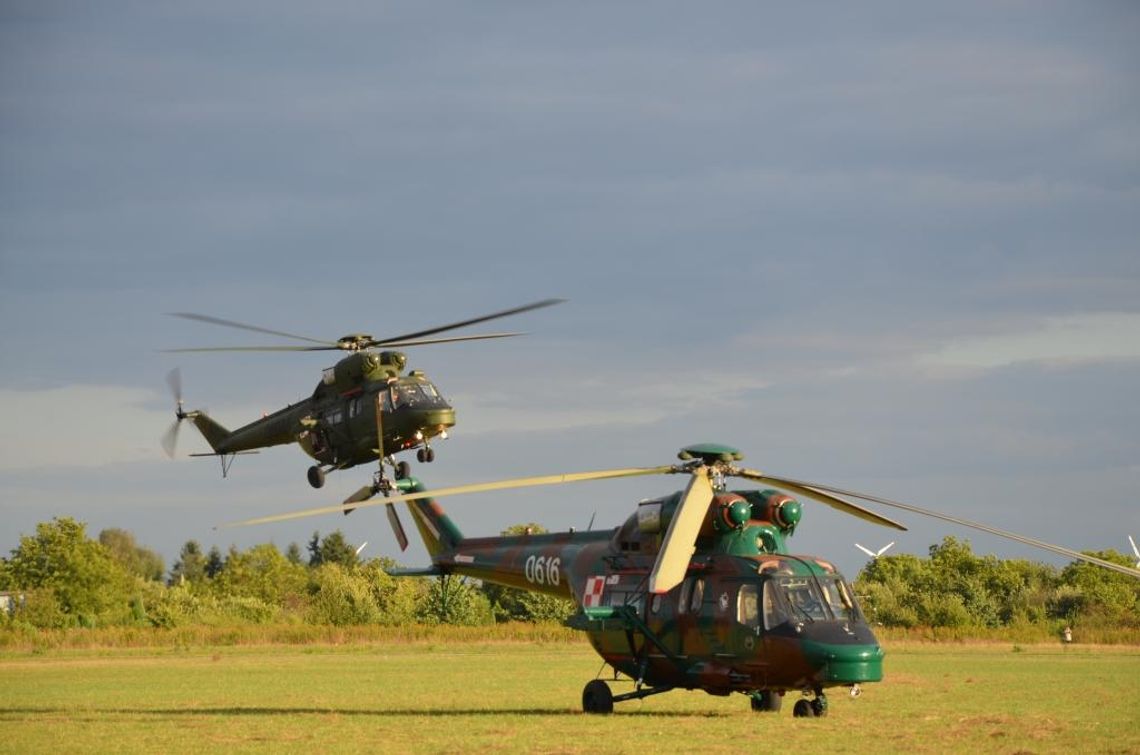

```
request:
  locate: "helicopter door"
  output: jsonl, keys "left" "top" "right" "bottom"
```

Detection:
{"left": 671, "top": 576, "right": 705, "bottom": 658}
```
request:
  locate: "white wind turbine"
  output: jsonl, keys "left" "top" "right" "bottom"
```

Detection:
{"left": 855, "top": 541, "right": 895, "bottom": 560}
{"left": 1129, "top": 536, "right": 1139, "bottom": 569}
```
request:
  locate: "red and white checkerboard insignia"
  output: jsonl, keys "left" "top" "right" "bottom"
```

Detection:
{"left": 582, "top": 576, "right": 606, "bottom": 608}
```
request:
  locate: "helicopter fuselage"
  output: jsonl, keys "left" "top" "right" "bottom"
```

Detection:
{"left": 395, "top": 479, "right": 883, "bottom": 701}
{"left": 184, "top": 350, "right": 456, "bottom": 478}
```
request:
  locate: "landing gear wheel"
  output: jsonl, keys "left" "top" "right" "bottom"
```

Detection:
{"left": 793, "top": 699, "right": 817, "bottom": 718}
{"left": 750, "top": 690, "right": 782, "bottom": 712}
{"left": 395, "top": 461, "right": 411, "bottom": 480}
{"left": 417, "top": 448, "right": 426, "bottom": 463}
{"left": 307, "top": 466, "right": 326, "bottom": 489}
{"left": 425, "top": 447, "right": 435, "bottom": 463}
{"left": 582, "top": 680, "right": 613, "bottom": 714}
{"left": 811, "top": 697, "right": 828, "bottom": 717}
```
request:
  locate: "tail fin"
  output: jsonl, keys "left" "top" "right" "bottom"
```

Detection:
{"left": 397, "top": 477, "right": 464, "bottom": 558}
{"left": 188, "top": 412, "right": 232, "bottom": 453}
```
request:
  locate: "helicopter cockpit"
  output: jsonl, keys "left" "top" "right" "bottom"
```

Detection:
{"left": 385, "top": 378, "right": 452, "bottom": 411}
{"left": 737, "top": 574, "right": 865, "bottom": 633}
{"left": 768, "top": 574, "right": 864, "bottom": 627}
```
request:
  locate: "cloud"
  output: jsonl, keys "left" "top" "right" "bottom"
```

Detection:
{"left": 915, "top": 312, "right": 1140, "bottom": 371}
{"left": 0, "top": 384, "right": 263, "bottom": 471}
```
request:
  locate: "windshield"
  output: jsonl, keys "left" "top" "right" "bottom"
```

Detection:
{"left": 763, "top": 575, "right": 865, "bottom": 628}
{"left": 391, "top": 381, "right": 447, "bottom": 409}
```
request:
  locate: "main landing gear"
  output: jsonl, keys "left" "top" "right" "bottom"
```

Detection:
{"left": 750, "top": 690, "right": 783, "bottom": 712}
{"left": 308, "top": 457, "right": 412, "bottom": 491}
{"left": 580, "top": 679, "right": 673, "bottom": 714}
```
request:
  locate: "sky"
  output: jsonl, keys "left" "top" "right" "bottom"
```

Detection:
{"left": 1, "top": 1, "right": 1138, "bottom": 580}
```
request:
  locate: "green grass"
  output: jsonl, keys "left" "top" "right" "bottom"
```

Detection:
{"left": 1, "top": 639, "right": 1138, "bottom": 754}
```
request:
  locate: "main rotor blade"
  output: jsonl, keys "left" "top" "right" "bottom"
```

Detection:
{"left": 168, "top": 312, "right": 336, "bottom": 346}
{"left": 794, "top": 478, "right": 1140, "bottom": 579}
{"left": 162, "top": 345, "right": 340, "bottom": 353}
{"left": 370, "top": 298, "right": 565, "bottom": 347}
{"left": 218, "top": 465, "right": 675, "bottom": 529}
{"left": 735, "top": 469, "right": 907, "bottom": 531}
{"left": 649, "top": 466, "right": 714, "bottom": 594}
{"left": 379, "top": 332, "right": 525, "bottom": 348}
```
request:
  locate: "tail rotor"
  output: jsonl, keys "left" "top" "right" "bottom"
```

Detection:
{"left": 161, "top": 368, "right": 189, "bottom": 458}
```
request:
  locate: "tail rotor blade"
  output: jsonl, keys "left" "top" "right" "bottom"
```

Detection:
{"left": 161, "top": 420, "right": 181, "bottom": 459}
{"left": 649, "top": 466, "right": 714, "bottom": 594}
{"left": 342, "top": 485, "right": 376, "bottom": 516}
{"left": 386, "top": 503, "right": 409, "bottom": 551}
{"left": 166, "top": 368, "right": 183, "bottom": 404}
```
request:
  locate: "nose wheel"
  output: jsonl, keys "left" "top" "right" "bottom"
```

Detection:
{"left": 307, "top": 465, "right": 327, "bottom": 489}
{"left": 416, "top": 446, "right": 436, "bottom": 463}
{"left": 792, "top": 690, "right": 828, "bottom": 718}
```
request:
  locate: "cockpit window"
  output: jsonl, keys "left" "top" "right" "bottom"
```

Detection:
{"left": 737, "top": 584, "right": 760, "bottom": 631}
{"left": 781, "top": 577, "right": 828, "bottom": 622}
{"left": 762, "top": 575, "right": 865, "bottom": 627}
{"left": 819, "top": 577, "right": 863, "bottom": 622}
{"left": 392, "top": 381, "right": 446, "bottom": 409}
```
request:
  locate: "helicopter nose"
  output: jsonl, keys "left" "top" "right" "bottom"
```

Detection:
{"left": 416, "top": 407, "right": 456, "bottom": 431}
{"left": 800, "top": 623, "right": 884, "bottom": 684}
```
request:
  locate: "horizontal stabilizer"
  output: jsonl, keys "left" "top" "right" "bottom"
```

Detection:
{"left": 386, "top": 565, "right": 445, "bottom": 578}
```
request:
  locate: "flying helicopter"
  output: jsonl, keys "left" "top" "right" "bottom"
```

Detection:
{"left": 162, "top": 299, "right": 563, "bottom": 489}
{"left": 224, "top": 442, "right": 1140, "bottom": 717}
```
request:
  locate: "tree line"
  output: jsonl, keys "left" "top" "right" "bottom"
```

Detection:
{"left": 854, "top": 536, "right": 1139, "bottom": 630}
{"left": 0, "top": 518, "right": 1135, "bottom": 633}
{"left": 0, "top": 517, "right": 572, "bottom": 630}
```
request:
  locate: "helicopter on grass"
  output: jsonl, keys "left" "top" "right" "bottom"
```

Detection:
{"left": 224, "top": 443, "right": 1140, "bottom": 716}
{"left": 162, "top": 299, "right": 562, "bottom": 489}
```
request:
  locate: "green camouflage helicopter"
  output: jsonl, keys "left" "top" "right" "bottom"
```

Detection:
{"left": 162, "top": 299, "right": 562, "bottom": 491}
{"left": 226, "top": 442, "right": 1140, "bottom": 716}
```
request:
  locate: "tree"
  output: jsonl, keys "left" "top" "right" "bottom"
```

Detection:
{"left": 205, "top": 546, "right": 225, "bottom": 579}
{"left": 98, "top": 528, "right": 165, "bottom": 581}
{"left": 212, "top": 543, "right": 307, "bottom": 606}
{"left": 1056, "top": 550, "right": 1140, "bottom": 626}
{"left": 479, "top": 523, "right": 575, "bottom": 623}
{"left": 169, "top": 540, "right": 208, "bottom": 586}
{"left": 419, "top": 575, "right": 493, "bottom": 626}
{"left": 285, "top": 542, "right": 304, "bottom": 565}
{"left": 307, "top": 530, "right": 359, "bottom": 569}
{"left": 6, "top": 517, "right": 134, "bottom": 626}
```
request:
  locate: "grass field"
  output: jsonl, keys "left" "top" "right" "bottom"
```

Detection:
{"left": 2, "top": 638, "right": 1138, "bottom": 754}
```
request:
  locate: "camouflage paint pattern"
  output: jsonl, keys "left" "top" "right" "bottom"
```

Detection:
{"left": 396, "top": 473, "right": 884, "bottom": 697}
{"left": 184, "top": 350, "right": 455, "bottom": 470}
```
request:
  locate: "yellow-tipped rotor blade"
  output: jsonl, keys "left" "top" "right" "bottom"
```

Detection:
{"left": 649, "top": 466, "right": 714, "bottom": 594}
{"left": 217, "top": 465, "right": 676, "bottom": 529}
{"left": 797, "top": 478, "right": 1140, "bottom": 580}
{"left": 735, "top": 468, "right": 907, "bottom": 531}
